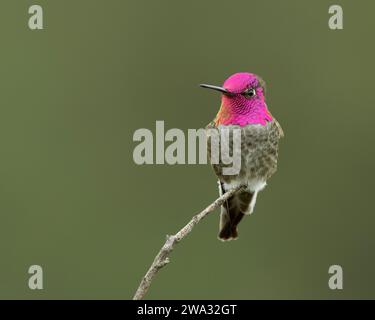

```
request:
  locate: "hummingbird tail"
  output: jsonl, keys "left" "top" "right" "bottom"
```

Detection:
{"left": 218, "top": 210, "right": 244, "bottom": 241}
{"left": 217, "top": 185, "right": 253, "bottom": 241}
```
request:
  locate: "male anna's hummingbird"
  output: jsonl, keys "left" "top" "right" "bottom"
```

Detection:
{"left": 201, "top": 72, "right": 284, "bottom": 241}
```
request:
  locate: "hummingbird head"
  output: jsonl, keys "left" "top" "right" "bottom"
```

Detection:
{"left": 200, "top": 72, "right": 272, "bottom": 126}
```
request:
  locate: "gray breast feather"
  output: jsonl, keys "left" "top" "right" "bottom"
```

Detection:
{"left": 206, "top": 119, "right": 283, "bottom": 184}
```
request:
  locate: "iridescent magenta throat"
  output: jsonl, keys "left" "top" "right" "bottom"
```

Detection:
{"left": 215, "top": 88, "right": 272, "bottom": 126}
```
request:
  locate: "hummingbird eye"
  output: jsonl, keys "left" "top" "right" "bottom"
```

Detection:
{"left": 242, "top": 88, "right": 256, "bottom": 98}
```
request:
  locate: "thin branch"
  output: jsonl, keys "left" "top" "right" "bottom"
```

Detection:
{"left": 132, "top": 184, "right": 245, "bottom": 300}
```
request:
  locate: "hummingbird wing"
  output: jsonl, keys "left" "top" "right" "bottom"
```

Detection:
{"left": 269, "top": 113, "right": 284, "bottom": 138}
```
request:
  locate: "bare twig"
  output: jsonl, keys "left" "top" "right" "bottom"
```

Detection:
{"left": 132, "top": 184, "right": 245, "bottom": 300}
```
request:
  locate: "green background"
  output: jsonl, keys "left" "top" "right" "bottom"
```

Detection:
{"left": 1, "top": 0, "right": 374, "bottom": 299}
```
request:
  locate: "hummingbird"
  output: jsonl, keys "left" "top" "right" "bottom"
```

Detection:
{"left": 201, "top": 72, "right": 284, "bottom": 241}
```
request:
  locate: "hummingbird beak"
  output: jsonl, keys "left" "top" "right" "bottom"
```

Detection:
{"left": 199, "top": 84, "right": 235, "bottom": 96}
